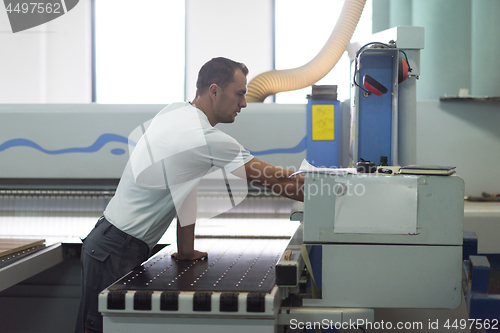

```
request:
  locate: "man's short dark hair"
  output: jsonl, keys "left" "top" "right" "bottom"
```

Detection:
{"left": 196, "top": 57, "right": 249, "bottom": 96}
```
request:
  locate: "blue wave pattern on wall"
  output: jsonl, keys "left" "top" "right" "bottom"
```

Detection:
{"left": 248, "top": 136, "right": 306, "bottom": 156}
{"left": 0, "top": 134, "right": 306, "bottom": 157}
{"left": 0, "top": 133, "right": 135, "bottom": 156}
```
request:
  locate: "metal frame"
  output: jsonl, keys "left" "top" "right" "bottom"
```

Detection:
{"left": 0, "top": 243, "right": 64, "bottom": 292}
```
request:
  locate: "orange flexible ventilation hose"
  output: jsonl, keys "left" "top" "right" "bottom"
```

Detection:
{"left": 246, "top": 0, "right": 366, "bottom": 102}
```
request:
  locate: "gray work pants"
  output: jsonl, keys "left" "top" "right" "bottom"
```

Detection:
{"left": 75, "top": 217, "right": 150, "bottom": 333}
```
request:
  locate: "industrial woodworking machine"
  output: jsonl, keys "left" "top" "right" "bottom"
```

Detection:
{"left": 0, "top": 26, "right": 471, "bottom": 332}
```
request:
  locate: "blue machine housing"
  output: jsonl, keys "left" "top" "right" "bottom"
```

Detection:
{"left": 357, "top": 54, "right": 393, "bottom": 165}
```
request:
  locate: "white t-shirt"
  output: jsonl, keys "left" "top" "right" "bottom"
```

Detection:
{"left": 104, "top": 102, "right": 254, "bottom": 249}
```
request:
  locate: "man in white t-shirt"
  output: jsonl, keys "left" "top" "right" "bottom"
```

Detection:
{"left": 75, "top": 57, "right": 304, "bottom": 333}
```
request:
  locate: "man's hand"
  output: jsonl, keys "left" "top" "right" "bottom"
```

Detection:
{"left": 175, "top": 219, "right": 206, "bottom": 261}
{"left": 242, "top": 158, "right": 304, "bottom": 202}
{"left": 171, "top": 250, "right": 208, "bottom": 261}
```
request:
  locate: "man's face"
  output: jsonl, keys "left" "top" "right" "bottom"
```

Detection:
{"left": 213, "top": 69, "right": 247, "bottom": 124}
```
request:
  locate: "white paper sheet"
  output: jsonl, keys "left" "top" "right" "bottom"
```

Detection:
{"left": 333, "top": 176, "right": 418, "bottom": 234}
{"left": 290, "top": 159, "right": 357, "bottom": 177}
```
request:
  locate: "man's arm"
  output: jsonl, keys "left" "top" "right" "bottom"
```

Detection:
{"left": 172, "top": 157, "right": 304, "bottom": 260}
{"left": 171, "top": 219, "right": 207, "bottom": 260}
{"left": 171, "top": 184, "right": 207, "bottom": 261}
{"left": 243, "top": 157, "right": 304, "bottom": 202}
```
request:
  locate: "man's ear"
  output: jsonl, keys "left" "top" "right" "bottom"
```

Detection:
{"left": 208, "top": 83, "right": 218, "bottom": 100}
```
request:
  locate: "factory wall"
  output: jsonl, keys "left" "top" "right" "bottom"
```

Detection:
{"left": 185, "top": 0, "right": 275, "bottom": 102}
{"left": 4, "top": 0, "right": 499, "bottom": 102}
{"left": 0, "top": 0, "right": 91, "bottom": 103}
{"left": 370, "top": 0, "right": 500, "bottom": 196}
{"left": 0, "top": 4, "right": 498, "bottom": 199}
{"left": 1, "top": 0, "right": 499, "bottom": 193}
{"left": 373, "top": 0, "right": 500, "bottom": 99}
{"left": 0, "top": 0, "right": 274, "bottom": 104}
{"left": 415, "top": 100, "right": 500, "bottom": 197}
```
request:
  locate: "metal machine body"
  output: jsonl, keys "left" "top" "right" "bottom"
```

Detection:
{"left": 99, "top": 238, "right": 286, "bottom": 333}
{"left": 348, "top": 26, "right": 425, "bottom": 167}
{"left": 2, "top": 25, "right": 482, "bottom": 332}
{"left": 98, "top": 232, "right": 374, "bottom": 333}
{"left": 0, "top": 103, "right": 306, "bottom": 183}
{"left": 302, "top": 172, "right": 464, "bottom": 309}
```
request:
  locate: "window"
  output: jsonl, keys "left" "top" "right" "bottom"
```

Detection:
{"left": 95, "top": 0, "right": 185, "bottom": 103}
{"left": 275, "top": 0, "right": 372, "bottom": 103}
